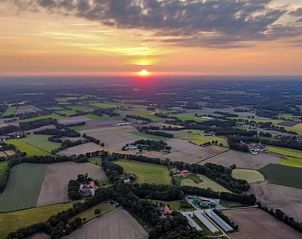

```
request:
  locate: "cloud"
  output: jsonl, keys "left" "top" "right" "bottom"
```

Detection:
{"left": 8, "top": 0, "right": 302, "bottom": 47}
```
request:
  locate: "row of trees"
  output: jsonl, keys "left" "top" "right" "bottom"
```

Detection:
{"left": 123, "top": 139, "right": 171, "bottom": 151}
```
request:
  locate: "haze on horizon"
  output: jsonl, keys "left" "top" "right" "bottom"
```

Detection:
{"left": 0, "top": 0, "right": 302, "bottom": 77}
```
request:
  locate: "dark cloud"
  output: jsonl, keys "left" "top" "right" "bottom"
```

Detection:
{"left": 8, "top": 0, "right": 302, "bottom": 47}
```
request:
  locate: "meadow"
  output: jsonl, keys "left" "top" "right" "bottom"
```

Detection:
{"left": 231, "top": 168, "right": 265, "bottom": 183}
{"left": 289, "top": 123, "right": 302, "bottom": 135}
{"left": 181, "top": 174, "right": 231, "bottom": 193}
{"left": 7, "top": 135, "right": 60, "bottom": 156}
{"left": 2, "top": 106, "right": 17, "bottom": 117}
{"left": 0, "top": 203, "right": 73, "bottom": 239}
{"left": 173, "top": 113, "right": 204, "bottom": 123}
{"left": 0, "top": 163, "right": 47, "bottom": 212}
{"left": 115, "top": 159, "right": 172, "bottom": 185}
{"left": 0, "top": 161, "right": 8, "bottom": 181}
{"left": 20, "top": 113, "right": 64, "bottom": 122}
{"left": 261, "top": 164, "right": 302, "bottom": 189}
{"left": 267, "top": 146, "right": 302, "bottom": 168}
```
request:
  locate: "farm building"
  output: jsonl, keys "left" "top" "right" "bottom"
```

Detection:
{"left": 79, "top": 181, "right": 97, "bottom": 197}
{"left": 205, "top": 209, "right": 233, "bottom": 232}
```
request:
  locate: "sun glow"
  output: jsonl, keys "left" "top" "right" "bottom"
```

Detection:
{"left": 137, "top": 69, "right": 151, "bottom": 77}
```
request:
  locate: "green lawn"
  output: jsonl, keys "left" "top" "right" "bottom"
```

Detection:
{"left": 7, "top": 135, "right": 60, "bottom": 156}
{"left": 232, "top": 168, "right": 265, "bottom": 183}
{"left": 267, "top": 146, "right": 302, "bottom": 168}
{"left": 173, "top": 113, "right": 204, "bottom": 123}
{"left": 0, "top": 161, "right": 8, "bottom": 181}
{"left": 116, "top": 160, "right": 172, "bottom": 185}
{"left": 20, "top": 113, "right": 64, "bottom": 123}
{"left": 0, "top": 203, "right": 73, "bottom": 239}
{"left": 2, "top": 106, "right": 17, "bottom": 117}
{"left": 181, "top": 174, "right": 231, "bottom": 193}
{"left": 174, "top": 130, "right": 228, "bottom": 147}
{"left": 0, "top": 163, "right": 48, "bottom": 212}
{"left": 261, "top": 164, "right": 302, "bottom": 189}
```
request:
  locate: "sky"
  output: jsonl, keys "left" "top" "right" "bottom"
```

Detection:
{"left": 0, "top": 0, "right": 302, "bottom": 77}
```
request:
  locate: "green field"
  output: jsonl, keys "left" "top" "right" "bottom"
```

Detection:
{"left": 71, "top": 202, "right": 114, "bottom": 222}
{"left": 7, "top": 135, "right": 60, "bottom": 156}
{"left": 131, "top": 108, "right": 164, "bottom": 122}
{"left": 91, "top": 102, "right": 120, "bottom": 109}
{"left": 181, "top": 174, "right": 231, "bottom": 193}
{"left": 0, "top": 202, "right": 73, "bottom": 239}
{"left": 289, "top": 123, "right": 302, "bottom": 135}
{"left": 68, "top": 104, "right": 93, "bottom": 112}
{"left": 116, "top": 160, "right": 172, "bottom": 185}
{"left": 0, "top": 163, "right": 47, "bottom": 212}
{"left": 173, "top": 113, "right": 204, "bottom": 123}
{"left": 267, "top": 146, "right": 302, "bottom": 168}
{"left": 20, "top": 113, "right": 64, "bottom": 123}
{"left": 56, "top": 109, "right": 77, "bottom": 116}
{"left": 174, "top": 130, "right": 228, "bottom": 147}
{"left": 2, "top": 106, "right": 17, "bottom": 117}
{"left": 232, "top": 168, "right": 265, "bottom": 183}
{"left": 261, "top": 164, "right": 302, "bottom": 189}
{"left": 0, "top": 161, "right": 8, "bottom": 181}
{"left": 70, "top": 124, "right": 90, "bottom": 131}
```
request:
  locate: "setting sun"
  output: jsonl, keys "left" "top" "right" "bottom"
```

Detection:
{"left": 137, "top": 69, "right": 151, "bottom": 77}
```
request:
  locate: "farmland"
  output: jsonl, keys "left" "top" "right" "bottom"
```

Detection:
{"left": 232, "top": 168, "right": 265, "bottom": 183}
{"left": 0, "top": 161, "right": 8, "bottom": 180}
{"left": 267, "top": 146, "right": 302, "bottom": 168}
{"left": 0, "top": 203, "right": 73, "bottom": 239}
{"left": 7, "top": 135, "right": 60, "bottom": 156}
{"left": 57, "top": 142, "right": 103, "bottom": 156}
{"left": 36, "top": 162, "right": 107, "bottom": 206}
{"left": 224, "top": 208, "right": 302, "bottom": 239}
{"left": 20, "top": 113, "right": 64, "bottom": 123}
{"left": 173, "top": 113, "right": 204, "bottom": 123}
{"left": 2, "top": 106, "right": 17, "bottom": 117}
{"left": 261, "top": 164, "right": 302, "bottom": 189}
{"left": 115, "top": 159, "right": 172, "bottom": 185}
{"left": 65, "top": 208, "right": 149, "bottom": 239}
{"left": 180, "top": 174, "right": 231, "bottom": 193}
{"left": 0, "top": 163, "right": 47, "bottom": 212}
{"left": 289, "top": 123, "right": 302, "bottom": 135}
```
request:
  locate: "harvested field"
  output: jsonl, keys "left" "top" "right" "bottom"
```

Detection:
{"left": 81, "top": 126, "right": 143, "bottom": 152}
{"left": 224, "top": 208, "right": 302, "bottom": 239}
{"left": 181, "top": 174, "right": 230, "bottom": 192}
{"left": 57, "top": 142, "right": 103, "bottom": 156}
{"left": 267, "top": 146, "right": 302, "bottom": 168}
{"left": 249, "top": 182, "right": 302, "bottom": 222}
{"left": 15, "top": 105, "right": 41, "bottom": 115}
{"left": 0, "top": 152, "right": 6, "bottom": 158}
{"left": 166, "top": 139, "right": 227, "bottom": 163}
{"left": 59, "top": 116, "right": 90, "bottom": 125}
{"left": 85, "top": 119, "right": 123, "bottom": 129}
{"left": 202, "top": 150, "right": 282, "bottom": 169}
{"left": 290, "top": 123, "right": 302, "bottom": 135}
{"left": 4, "top": 150, "right": 16, "bottom": 156}
{"left": 116, "top": 159, "right": 172, "bottom": 185}
{"left": 65, "top": 208, "right": 149, "bottom": 239}
{"left": 0, "top": 203, "right": 72, "bottom": 239}
{"left": 231, "top": 168, "right": 265, "bottom": 183}
{"left": 260, "top": 164, "right": 302, "bottom": 189}
{"left": 36, "top": 162, "right": 106, "bottom": 206}
{"left": 0, "top": 163, "right": 47, "bottom": 212}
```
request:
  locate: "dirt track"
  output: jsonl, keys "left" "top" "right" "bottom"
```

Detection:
{"left": 36, "top": 162, "right": 106, "bottom": 206}
{"left": 224, "top": 208, "right": 302, "bottom": 239}
{"left": 64, "top": 208, "right": 149, "bottom": 239}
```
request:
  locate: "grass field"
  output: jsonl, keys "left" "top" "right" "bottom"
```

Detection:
{"left": 70, "top": 124, "right": 90, "bottom": 131}
{"left": 267, "top": 146, "right": 302, "bottom": 168}
{"left": 261, "top": 164, "right": 302, "bottom": 189}
{"left": 131, "top": 108, "right": 163, "bottom": 122}
{"left": 181, "top": 174, "right": 231, "bottom": 192}
{"left": 289, "top": 123, "right": 302, "bottom": 135}
{"left": 0, "top": 202, "right": 73, "bottom": 239}
{"left": 91, "top": 102, "right": 120, "bottom": 109}
{"left": 0, "top": 161, "right": 8, "bottom": 181}
{"left": 173, "top": 113, "right": 204, "bottom": 123}
{"left": 2, "top": 106, "right": 17, "bottom": 117}
{"left": 56, "top": 109, "right": 77, "bottom": 116}
{"left": 20, "top": 113, "right": 64, "bottom": 122}
{"left": 174, "top": 130, "right": 228, "bottom": 147}
{"left": 115, "top": 160, "right": 172, "bottom": 185}
{"left": 68, "top": 105, "right": 93, "bottom": 112}
{"left": 7, "top": 135, "right": 60, "bottom": 156}
{"left": 0, "top": 163, "right": 47, "bottom": 212}
{"left": 232, "top": 168, "right": 265, "bottom": 183}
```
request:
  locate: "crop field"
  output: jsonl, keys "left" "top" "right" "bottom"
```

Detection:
{"left": 0, "top": 163, "right": 47, "bottom": 212}
{"left": 172, "top": 130, "right": 228, "bottom": 147}
{"left": 56, "top": 109, "right": 77, "bottom": 116}
{"left": 173, "top": 113, "right": 204, "bottom": 123}
{"left": 36, "top": 162, "right": 107, "bottom": 206}
{"left": 267, "top": 146, "right": 302, "bottom": 168}
{"left": 260, "top": 164, "right": 302, "bottom": 189}
{"left": 91, "top": 102, "right": 121, "bottom": 109}
{"left": 20, "top": 113, "right": 64, "bottom": 123}
{"left": 116, "top": 159, "right": 172, "bottom": 185}
{"left": 232, "top": 168, "right": 265, "bottom": 183}
{"left": 203, "top": 150, "right": 282, "bottom": 169}
{"left": 289, "top": 123, "right": 302, "bottom": 135}
{"left": 224, "top": 208, "right": 302, "bottom": 239}
{"left": 68, "top": 104, "right": 94, "bottom": 112}
{"left": 0, "top": 161, "right": 8, "bottom": 180}
{"left": 66, "top": 208, "right": 149, "bottom": 239}
{"left": 7, "top": 135, "right": 59, "bottom": 156}
{"left": 166, "top": 138, "right": 227, "bottom": 163}
{"left": 181, "top": 174, "right": 230, "bottom": 192}
{"left": 2, "top": 106, "right": 17, "bottom": 117}
{"left": 130, "top": 130, "right": 167, "bottom": 141}
{"left": 57, "top": 142, "right": 103, "bottom": 156}
{"left": 0, "top": 203, "right": 73, "bottom": 239}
